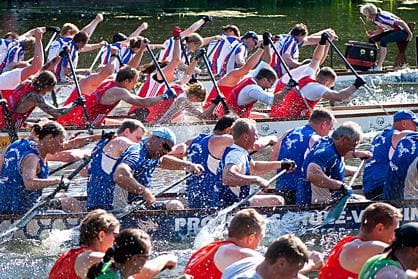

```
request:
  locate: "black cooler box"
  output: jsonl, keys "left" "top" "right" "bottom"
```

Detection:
{"left": 344, "top": 41, "right": 378, "bottom": 71}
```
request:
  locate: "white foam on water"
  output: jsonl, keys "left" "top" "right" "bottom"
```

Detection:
{"left": 40, "top": 228, "right": 79, "bottom": 255}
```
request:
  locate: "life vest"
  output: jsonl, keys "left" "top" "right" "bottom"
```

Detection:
{"left": 184, "top": 240, "right": 235, "bottom": 279}
{"left": 318, "top": 236, "right": 359, "bottom": 279}
{"left": 57, "top": 80, "right": 119, "bottom": 127}
{"left": 49, "top": 246, "right": 92, "bottom": 279}
{"left": 270, "top": 75, "right": 319, "bottom": 118}
{"left": 7, "top": 82, "right": 38, "bottom": 129}
{"left": 225, "top": 77, "right": 257, "bottom": 118}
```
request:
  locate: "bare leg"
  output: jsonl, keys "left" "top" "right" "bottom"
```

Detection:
{"left": 165, "top": 200, "right": 184, "bottom": 210}
{"left": 377, "top": 47, "right": 387, "bottom": 69}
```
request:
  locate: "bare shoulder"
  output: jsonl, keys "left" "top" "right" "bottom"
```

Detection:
{"left": 375, "top": 265, "right": 406, "bottom": 279}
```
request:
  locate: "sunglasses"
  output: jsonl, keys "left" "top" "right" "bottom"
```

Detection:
{"left": 157, "top": 137, "right": 172, "bottom": 152}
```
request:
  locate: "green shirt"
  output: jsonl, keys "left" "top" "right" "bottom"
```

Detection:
{"left": 95, "top": 261, "right": 121, "bottom": 279}
{"left": 359, "top": 254, "right": 402, "bottom": 279}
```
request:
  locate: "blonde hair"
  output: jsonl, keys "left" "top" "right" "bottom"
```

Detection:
{"left": 231, "top": 118, "right": 256, "bottom": 140}
{"left": 186, "top": 82, "right": 207, "bottom": 102}
{"left": 228, "top": 208, "right": 266, "bottom": 239}
{"left": 360, "top": 3, "right": 380, "bottom": 17}
{"left": 185, "top": 33, "right": 203, "bottom": 46}
{"left": 61, "top": 23, "right": 79, "bottom": 36}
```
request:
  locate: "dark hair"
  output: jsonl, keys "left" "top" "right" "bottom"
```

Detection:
{"left": 255, "top": 68, "right": 277, "bottom": 82}
{"left": 79, "top": 209, "right": 119, "bottom": 246}
{"left": 87, "top": 229, "right": 151, "bottom": 279}
{"left": 264, "top": 234, "right": 309, "bottom": 266}
{"left": 140, "top": 61, "right": 169, "bottom": 75}
{"left": 31, "top": 121, "right": 65, "bottom": 140}
{"left": 30, "top": 71, "right": 57, "bottom": 91}
{"left": 290, "top": 23, "right": 307, "bottom": 37}
{"left": 214, "top": 114, "right": 239, "bottom": 132}
{"left": 112, "top": 32, "right": 127, "bottom": 44}
{"left": 116, "top": 119, "right": 146, "bottom": 135}
{"left": 129, "top": 36, "right": 143, "bottom": 49}
{"left": 361, "top": 202, "right": 402, "bottom": 234}
{"left": 4, "top": 32, "right": 18, "bottom": 40}
{"left": 73, "top": 31, "right": 89, "bottom": 44}
{"left": 309, "top": 109, "right": 335, "bottom": 124}
{"left": 116, "top": 66, "right": 138, "bottom": 82}
{"left": 222, "top": 25, "right": 240, "bottom": 37}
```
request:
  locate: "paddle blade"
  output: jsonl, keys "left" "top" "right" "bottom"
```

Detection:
{"left": 323, "top": 194, "right": 351, "bottom": 226}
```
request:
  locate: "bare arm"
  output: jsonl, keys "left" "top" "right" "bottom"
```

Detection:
{"left": 63, "top": 134, "right": 102, "bottom": 150}
{"left": 306, "top": 163, "right": 341, "bottom": 189}
{"left": 113, "top": 87, "right": 165, "bottom": 107}
{"left": 133, "top": 254, "right": 177, "bottom": 279}
{"left": 113, "top": 163, "right": 154, "bottom": 198}
{"left": 79, "top": 42, "right": 106, "bottom": 53}
{"left": 35, "top": 94, "right": 78, "bottom": 118}
{"left": 80, "top": 13, "right": 103, "bottom": 37}
{"left": 129, "top": 22, "right": 148, "bottom": 38}
{"left": 42, "top": 56, "right": 61, "bottom": 72}
{"left": 159, "top": 154, "right": 193, "bottom": 170}
{"left": 180, "top": 19, "right": 206, "bottom": 37}
{"left": 251, "top": 160, "right": 282, "bottom": 175}
{"left": 228, "top": 47, "right": 264, "bottom": 80}
{"left": 22, "top": 28, "right": 45, "bottom": 80}
{"left": 128, "top": 47, "right": 146, "bottom": 69}
{"left": 222, "top": 164, "right": 262, "bottom": 187}
{"left": 157, "top": 37, "right": 180, "bottom": 82}
{"left": 21, "top": 154, "right": 61, "bottom": 190}
{"left": 75, "top": 251, "right": 104, "bottom": 279}
{"left": 283, "top": 52, "right": 302, "bottom": 68}
{"left": 322, "top": 85, "right": 357, "bottom": 102}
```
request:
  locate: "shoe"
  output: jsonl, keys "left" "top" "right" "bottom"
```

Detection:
{"left": 368, "top": 65, "right": 382, "bottom": 72}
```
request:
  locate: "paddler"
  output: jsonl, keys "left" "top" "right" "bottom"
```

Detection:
{"left": 360, "top": 3, "right": 413, "bottom": 71}
{"left": 270, "top": 32, "right": 366, "bottom": 118}
{"left": 270, "top": 109, "right": 335, "bottom": 204}
{"left": 363, "top": 110, "right": 418, "bottom": 200}
{"left": 299, "top": 121, "right": 372, "bottom": 205}
{"left": 319, "top": 202, "right": 403, "bottom": 279}
{"left": 214, "top": 118, "right": 295, "bottom": 208}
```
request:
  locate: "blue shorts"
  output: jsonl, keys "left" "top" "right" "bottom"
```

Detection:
{"left": 369, "top": 30, "right": 408, "bottom": 47}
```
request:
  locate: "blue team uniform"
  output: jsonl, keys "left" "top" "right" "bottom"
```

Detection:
{"left": 384, "top": 133, "right": 418, "bottom": 200}
{"left": 299, "top": 137, "right": 345, "bottom": 205}
{"left": 0, "top": 139, "right": 48, "bottom": 214}
{"left": 214, "top": 145, "right": 251, "bottom": 208}
{"left": 362, "top": 128, "right": 394, "bottom": 198}
{"left": 87, "top": 139, "right": 159, "bottom": 210}
{"left": 186, "top": 134, "right": 219, "bottom": 208}
{"left": 275, "top": 124, "right": 315, "bottom": 204}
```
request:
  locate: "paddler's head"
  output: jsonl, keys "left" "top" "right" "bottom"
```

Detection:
{"left": 232, "top": 118, "right": 258, "bottom": 151}
{"left": 129, "top": 36, "right": 145, "bottom": 53}
{"left": 331, "top": 121, "right": 363, "bottom": 156}
{"left": 360, "top": 3, "right": 381, "bottom": 22}
{"left": 242, "top": 31, "right": 258, "bottom": 51}
{"left": 31, "top": 70, "right": 57, "bottom": 95}
{"left": 185, "top": 82, "right": 207, "bottom": 102}
{"left": 116, "top": 66, "right": 140, "bottom": 91}
{"left": 184, "top": 33, "right": 204, "bottom": 52}
{"left": 117, "top": 119, "right": 147, "bottom": 143}
{"left": 213, "top": 114, "right": 239, "bottom": 135}
{"left": 60, "top": 23, "right": 79, "bottom": 37}
{"left": 73, "top": 31, "right": 89, "bottom": 50}
{"left": 147, "top": 127, "right": 176, "bottom": 159}
{"left": 255, "top": 67, "right": 277, "bottom": 90}
{"left": 316, "top": 67, "right": 337, "bottom": 88}
{"left": 222, "top": 24, "right": 241, "bottom": 37}
{"left": 290, "top": 23, "right": 308, "bottom": 43}
{"left": 308, "top": 109, "right": 336, "bottom": 137}
{"left": 393, "top": 110, "right": 418, "bottom": 131}
{"left": 31, "top": 120, "right": 66, "bottom": 155}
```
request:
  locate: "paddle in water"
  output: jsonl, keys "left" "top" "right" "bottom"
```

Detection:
{"left": 0, "top": 132, "right": 114, "bottom": 243}
{"left": 193, "top": 169, "right": 287, "bottom": 249}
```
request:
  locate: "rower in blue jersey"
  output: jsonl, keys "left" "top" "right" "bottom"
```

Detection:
{"left": 384, "top": 132, "right": 418, "bottom": 200}
{"left": 363, "top": 110, "right": 418, "bottom": 200}
{"left": 109, "top": 127, "right": 203, "bottom": 211}
{"left": 185, "top": 114, "right": 239, "bottom": 209}
{"left": 270, "top": 109, "right": 335, "bottom": 204}
{"left": 86, "top": 120, "right": 146, "bottom": 211}
{"left": 300, "top": 122, "right": 372, "bottom": 205}
{"left": 214, "top": 118, "right": 295, "bottom": 208}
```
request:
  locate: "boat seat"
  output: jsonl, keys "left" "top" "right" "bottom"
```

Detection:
{"left": 395, "top": 22, "right": 416, "bottom": 67}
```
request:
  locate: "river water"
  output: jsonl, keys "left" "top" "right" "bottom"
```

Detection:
{"left": 0, "top": 1, "right": 417, "bottom": 278}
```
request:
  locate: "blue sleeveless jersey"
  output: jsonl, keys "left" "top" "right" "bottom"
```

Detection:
{"left": 276, "top": 124, "right": 315, "bottom": 192}
{"left": 363, "top": 128, "right": 394, "bottom": 194}
{"left": 214, "top": 145, "right": 251, "bottom": 208}
{"left": 384, "top": 133, "right": 418, "bottom": 200}
{"left": 299, "top": 137, "right": 345, "bottom": 205}
{"left": 186, "top": 134, "right": 219, "bottom": 208}
{"left": 0, "top": 139, "right": 48, "bottom": 213}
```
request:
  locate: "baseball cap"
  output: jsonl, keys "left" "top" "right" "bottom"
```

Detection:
{"left": 151, "top": 127, "right": 176, "bottom": 145}
{"left": 242, "top": 31, "right": 258, "bottom": 42}
{"left": 393, "top": 110, "right": 418, "bottom": 125}
{"left": 384, "top": 222, "right": 418, "bottom": 252}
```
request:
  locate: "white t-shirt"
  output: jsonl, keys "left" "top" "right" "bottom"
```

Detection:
{"left": 237, "top": 82, "right": 274, "bottom": 106}
{"left": 222, "top": 256, "right": 264, "bottom": 279}
{"left": 0, "top": 68, "right": 22, "bottom": 91}
{"left": 224, "top": 144, "right": 250, "bottom": 174}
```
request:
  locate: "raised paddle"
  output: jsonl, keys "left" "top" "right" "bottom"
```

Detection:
{"left": 49, "top": 156, "right": 90, "bottom": 175}
{"left": 64, "top": 46, "right": 94, "bottom": 134}
{"left": 0, "top": 98, "right": 18, "bottom": 143}
{"left": 266, "top": 34, "right": 313, "bottom": 115}
{"left": 27, "top": 26, "right": 60, "bottom": 63}
{"left": 145, "top": 44, "right": 175, "bottom": 95}
{"left": 0, "top": 133, "right": 114, "bottom": 243}
{"left": 89, "top": 46, "right": 105, "bottom": 72}
{"left": 200, "top": 48, "right": 230, "bottom": 114}
{"left": 324, "top": 36, "right": 389, "bottom": 115}
{"left": 115, "top": 173, "right": 193, "bottom": 219}
{"left": 359, "top": 16, "right": 369, "bottom": 36}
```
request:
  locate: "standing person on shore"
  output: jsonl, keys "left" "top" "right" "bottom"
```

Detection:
{"left": 319, "top": 202, "right": 403, "bottom": 279}
{"left": 360, "top": 3, "right": 413, "bottom": 71}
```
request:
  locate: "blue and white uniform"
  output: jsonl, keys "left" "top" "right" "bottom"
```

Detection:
{"left": 275, "top": 124, "right": 315, "bottom": 204}
{"left": 101, "top": 43, "right": 135, "bottom": 72}
{"left": 363, "top": 128, "right": 395, "bottom": 198}
{"left": 47, "top": 36, "right": 72, "bottom": 62}
{"left": 186, "top": 134, "right": 220, "bottom": 208}
{"left": 48, "top": 37, "right": 77, "bottom": 82}
{"left": 374, "top": 11, "right": 402, "bottom": 31}
{"left": 384, "top": 133, "right": 418, "bottom": 200}
{"left": 87, "top": 139, "right": 159, "bottom": 210}
{"left": 0, "top": 41, "right": 24, "bottom": 74}
{"left": 0, "top": 139, "right": 48, "bottom": 214}
{"left": 300, "top": 137, "right": 345, "bottom": 205}
{"left": 222, "top": 42, "right": 247, "bottom": 76}
{"left": 214, "top": 144, "right": 251, "bottom": 208}
{"left": 207, "top": 35, "right": 240, "bottom": 77}
{"left": 158, "top": 37, "right": 190, "bottom": 64}
{"left": 271, "top": 34, "right": 300, "bottom": 77}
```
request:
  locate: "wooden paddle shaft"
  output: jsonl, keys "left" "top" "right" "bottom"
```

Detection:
{"left": 145, "top": 44, "right": 172, "bottom": 90}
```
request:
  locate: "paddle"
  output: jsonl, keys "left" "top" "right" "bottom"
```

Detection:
{"left": 115, "top": 173, "right": 193, "bottom": 219}
{"left": 89, "top": 46, "right": 105, "bottom": 72}
{"left": 0, "top": 97, "right": 18, "bottom": 143}
{"left": 27, "top": 26, "right": 60, "bottom": 63}
{"left": 0, "top": 133, "right": 113, "bottom": 242}
{"left": 193, "top": 168, "right": 287, "bottom": 248}
{"left": 49, "top": 156, "right": 90, "bottom": 175}
{"left": 266, "top": 35, "right": 313, "bottom": 115}
{"left": 359, "top": 16, "right": 369, "bottom": 36}
{"left": 324, "top": 36, "right": 389, "bottom": 115}
{"left": 145, "top": 44, "right": 174, "bottom": 94}
{"left": 309, "top": 159, "right": 365, "bottom": 232}
{"left": 200, "top": 48, "right": 230, "bottom": 114}
{"left": 64, "top": 46, "right": 94, "bottom": 134}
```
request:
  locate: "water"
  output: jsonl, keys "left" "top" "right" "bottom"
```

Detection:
{"left": 0, "top": 1, "right": 417, "bottom": 277}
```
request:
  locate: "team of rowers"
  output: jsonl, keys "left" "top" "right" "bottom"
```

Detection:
{"left": 47, "top": 205, "right": 418, "bottom": 278}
